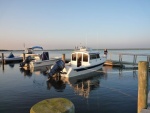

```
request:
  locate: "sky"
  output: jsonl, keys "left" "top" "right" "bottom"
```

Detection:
{"left": 0, "top": 0, "right": 150, "bottom": 50}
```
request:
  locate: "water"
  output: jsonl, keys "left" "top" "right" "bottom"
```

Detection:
{"left": 0, "top": 49, "right": 150, "bottom": 113}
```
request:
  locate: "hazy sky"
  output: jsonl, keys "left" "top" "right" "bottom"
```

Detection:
{"left": 0, "top": 0, "right": 150, "bottom": 50}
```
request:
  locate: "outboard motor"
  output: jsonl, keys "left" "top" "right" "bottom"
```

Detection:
{"left": 20, "top": 56, "right": 33, "bottom": 67}
{"left": 48, "top": 60, "right": 65, "bottom": 80}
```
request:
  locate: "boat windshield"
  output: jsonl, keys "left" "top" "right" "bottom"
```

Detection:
{"left": 83, "top": 54, "right": 88, "bottom": 62}
{"left": 72, "top": 53, "right": 76, "bottom": 61}
{"left": 24, "top": 48, "right": 34, "bottom": 54}
{"left": 90, "top": 53, "right": 100, "bottom": 60}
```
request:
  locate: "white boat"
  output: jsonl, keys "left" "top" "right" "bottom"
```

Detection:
{"left": 59, "top": 46, "right": 107, "bottom": 78}
{"left": 29, "top": 53, "right": 60, "bottom": 68}
{"left": 20, "top": 50, "right": 60, "bottom": 68}
{"left": 0, "top": 52, "right": 23, "bottom": 63}
{"left": 0, "top": 46, "right": 45, "bottom": 64}
{"left": 20, "top": 46, "right": 43, "bottom": 59}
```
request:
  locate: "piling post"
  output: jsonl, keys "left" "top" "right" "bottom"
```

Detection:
{"left": 147, "top": 56, "right": 150, "bottom": 66}
{"left": 62, "top": 54, "right": 65, "bottom": 63}
{"left": 133, "top": 55, "right": 137, "bottom": 66}
{"left": 23, "top": 53, "right": 25, "bottom": 61}
{"left": 137, "top": 61, "right": 149, "bottom": 113}
{"left": 2, "top": 53, "right": 5, "bottom": 64}
{"left": 119, "top": 54, "right": 122, "bottom": 65}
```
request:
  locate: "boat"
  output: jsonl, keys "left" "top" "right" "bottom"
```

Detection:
{"left": 20, "top": 48, "right": 60, "bottom": 68}
{"left": 0, "top": 46, "right": 43, "bottom": 64}
{"left": 20, "top": 46, "right": 44, "bottom": 59}
{"left": 0, "top": 52, "right": 23, "bottom": 64}
{"left": 60, "top": 46, "right": 107, "bottom": 78}
{"left": 48, "top": 46, "right": 107, "bottom": 78}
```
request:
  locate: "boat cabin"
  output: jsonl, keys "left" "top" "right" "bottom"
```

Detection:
{"left": 71, "top": 48, "right": 101, "bottom": 67}
{"left": 24, "top": 48, "right": 34, "bottom": 54}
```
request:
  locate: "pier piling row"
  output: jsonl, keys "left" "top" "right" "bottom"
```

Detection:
{"left": 105, "top": 52, "right": 150, "bottom": 68}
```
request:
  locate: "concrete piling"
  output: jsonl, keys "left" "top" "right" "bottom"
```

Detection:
{"left": 30, "top": 98, "right": 75, "bottom": 113}
{"left": 137, "top": 61, "right": 149, "bottom": 113}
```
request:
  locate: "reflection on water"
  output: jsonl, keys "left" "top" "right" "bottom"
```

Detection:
{"left": 46, "top": 73, "right": 103, "bottom": 98}
{"left": 60, "top": 70, "right": 105, "bottom": 98}
{"left": 68, "top": 76, "right": 100, "bottom": 98}
{"left": 47, "top": 77, "right": 66, "bottom": 92}
{"left": 0, "top": 63, "right": 140, "bottom": 113}
{"left": 20, "top": 68, "right": 32, "bottom": 77}
{"left": 19, "top": 66, "right": 49, "bottom": 77}
{"left": 9, "top": 63, "right": 15, "bottom": 68}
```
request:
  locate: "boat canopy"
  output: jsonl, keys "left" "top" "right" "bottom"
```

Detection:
{"left": 32, "top": 46, "right": 43, "bottom": 50}
{"left": 7, "top": 52, "right": 14, "bottom": 58}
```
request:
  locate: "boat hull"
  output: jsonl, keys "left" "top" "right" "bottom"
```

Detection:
{"left": 0, "top": 57, "right": 23, "bottom": 64}
{"left": 61, "top": 62, "right": 104, "bottom": 78}
{"left": 30, "top": 59, "right": 57, "bottom": 68}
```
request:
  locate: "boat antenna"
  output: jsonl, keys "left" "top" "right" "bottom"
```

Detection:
{"left": 86, "top": 37, "right": 87, "bottom": 48}
{"left": 97, "top": 33, "right": 99, "bottom": 51}
{"left": 23, "top": 43, "right": 26, "bottom": 49}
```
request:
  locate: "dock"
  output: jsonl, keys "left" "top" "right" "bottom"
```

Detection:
{"left": 104, "top": 52, "right": 150, "bottom": 69}
{"left": 141, "top": 91, "right": 150, "bottom": 113}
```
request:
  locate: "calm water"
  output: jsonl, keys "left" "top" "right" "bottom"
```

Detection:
{"left": 0, "top": 49, "right": 150, "bottom": 113}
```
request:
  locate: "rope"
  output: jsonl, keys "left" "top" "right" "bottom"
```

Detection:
{"left": 101, "top": 85, "right": 137, "bottom": 99}
{"left": 88, "top": 68, "right": 138, "bottom": 73}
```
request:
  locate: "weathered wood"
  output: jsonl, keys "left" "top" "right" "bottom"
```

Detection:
{"left": 138, "top": 61, "right": 149, "bottom": 113}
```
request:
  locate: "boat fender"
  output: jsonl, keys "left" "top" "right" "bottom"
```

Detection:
{"left": 48, "top": 60, "right": 65, "bottom": 80}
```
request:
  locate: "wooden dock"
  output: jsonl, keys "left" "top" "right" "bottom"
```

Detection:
{"left": 105, "top": 52, "right": 150, "bottom": 69}
{"left": 141, "top": 91, "right": 150, "bottom": 113}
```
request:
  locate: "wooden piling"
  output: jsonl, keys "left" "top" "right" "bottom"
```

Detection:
{"left": 133, "top": 55, "right": 137, "bottom": 66}
{"left": 2, "top": 53, "right": 5, "bottom": 64}
{"left": 62, "top": 54, "right": 65, "bottom": 63}
{"left": 23, "top": 53, "right": 25, "bottom": 61}
{"left": 137, "top": 61, "right": 149, "bottom": 113}
{"left": 147, "top": 56, "right": 150, "bottom": 66}
{"left": 119, "top": 54, "right": 122, "bottom": 65}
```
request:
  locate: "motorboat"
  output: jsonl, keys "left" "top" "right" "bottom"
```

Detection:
{"left": 61, "top": 46, "right": 107, "bottom": 77}
{"left": 0, "top": 52, "right": 23, "bottom": 64}
{"left": 20, "top": 50, "right": 60, "bottom": 68}
{"left": 20, "top": 46, "right": 43, "bottom": 59}
{"left": 48, "top": 46, "right": 107, "bottom": 78}
{"left": 0, "top": 46, "right": 43, "bottom": 64}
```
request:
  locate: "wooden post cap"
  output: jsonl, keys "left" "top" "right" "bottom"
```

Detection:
{"left": 30, "top": 98, "right": 75, "bottom": 113}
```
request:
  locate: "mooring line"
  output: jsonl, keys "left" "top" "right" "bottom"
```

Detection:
{"left": 101, "top": 85, "right": 136, "bottom": 99}
{"left": 92, "top": 69, "right": 138, "bottom": 73}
